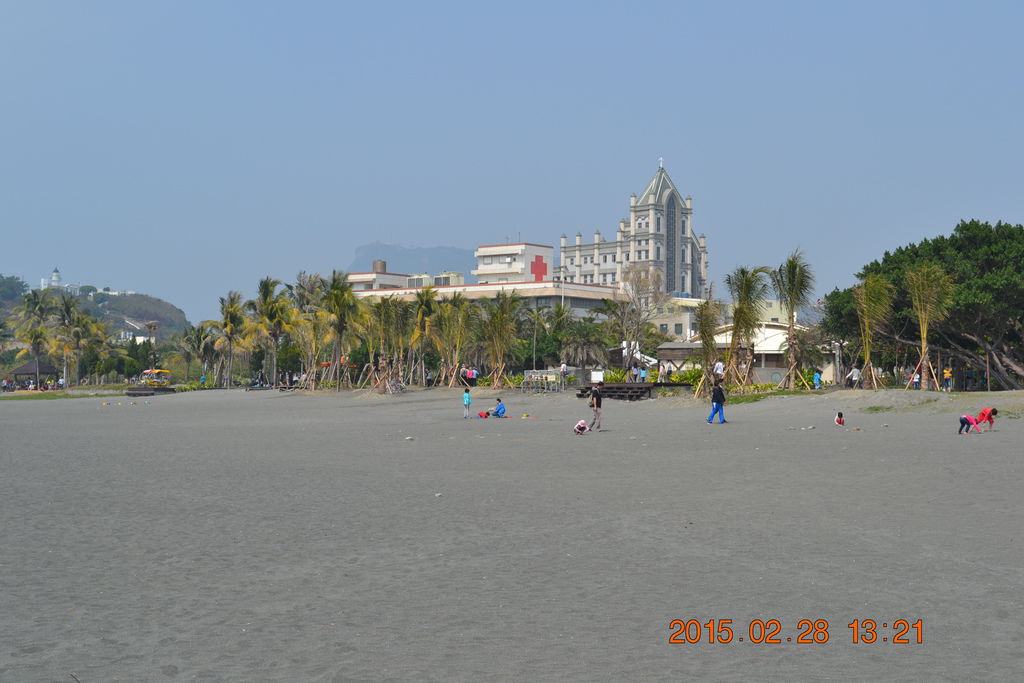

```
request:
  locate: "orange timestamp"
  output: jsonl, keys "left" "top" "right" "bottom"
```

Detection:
{"left": 668, "top": 618, "right": 923, "bottom": 644}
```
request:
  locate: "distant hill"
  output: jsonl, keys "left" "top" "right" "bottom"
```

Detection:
{"left": 86, "top": 293, "right": 189, "bottom": 342}
{"left": 347, "top": 243, "right": 477, "bottom": 281}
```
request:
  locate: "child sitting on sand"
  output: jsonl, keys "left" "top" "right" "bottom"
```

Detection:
{"left": 492, "top": 398, "right": 507, "bottom": 418}
{"left": 835, "top": 411, "right": 845, "bottom": 426}
{"left": 573, "top": 419, "right": 590, "bottom": 435}
{"left": 958, "top": 413, "right": 981, "bottom": 434}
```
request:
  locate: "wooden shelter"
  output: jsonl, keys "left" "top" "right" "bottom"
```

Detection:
{"left": 11, "top": 359, "right": 59, "bottom": 382}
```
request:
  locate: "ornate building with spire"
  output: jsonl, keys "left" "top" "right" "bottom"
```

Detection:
{"left": 558, "top": 164, "right": 708, "bottom": 297}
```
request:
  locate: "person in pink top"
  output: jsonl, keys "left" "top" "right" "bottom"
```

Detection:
{"left": 958, "top": 413, "right": 981, "bottom": 434}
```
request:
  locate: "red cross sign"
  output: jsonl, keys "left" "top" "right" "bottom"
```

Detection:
{"left": 530, "top": 255, "right": 548, "bottom": 281}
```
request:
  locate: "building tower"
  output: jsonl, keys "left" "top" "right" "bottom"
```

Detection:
{"left": 558, "top": 164, "right": 708, "bottom": 296}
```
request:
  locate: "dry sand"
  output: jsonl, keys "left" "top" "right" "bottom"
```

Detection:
{"left": 2, "top": 387, "right": 1023, "bottom": 682}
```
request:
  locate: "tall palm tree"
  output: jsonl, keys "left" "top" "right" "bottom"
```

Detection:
{"left": 476, "top": 291, "right": 523, "bottom": 387}
{"left": 214, "top": 291, "right": 245, "bottom": 388}
{"left": 13, "top": 288, "right": 54, "bottom": 332}
{"left": 323, "top": 271, "right": 360, "bottom": 389}
{"left": 694, "top": 298, "right": 721, "bottom": 396}
{"left": 430, "top": 293, "right": 476, "bottom": 386}
{"left": 15, "top": 326, "right": 49, "bottom": 387}
{"left": 723, "top": 266, "right": 771, "bottom": 385}
{"left": 770, "top": 250, "right": 816, "bottom": 389}
{"left": 905, "top": 264, "right": 955, "bottom": 391}
{"left": 561, "top": 317, "right": 608, "bottom": 369}
{"left": 852, "top": 274, "right": 894, "bottom": 389}
{"left": 288, "top": 271, "right": 324, "bottom": 314}
{"left": 51, "top": 292, "right": 81, "bottom": 386}
{"left": 409, "top": 286, "right": 437, "bottom": 385}
{"left": 292, "top": 309, "right": 334, "bottom": 390}
{"left": 525, "top": 306, "right": 549, "bottom": 370}
{"left": 246, "top": 277, "right": 291, "bottom": 386}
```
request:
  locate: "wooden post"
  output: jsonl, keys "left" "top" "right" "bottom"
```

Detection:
{"left": 986, "top": 350, "right": 991, "bottom": 392}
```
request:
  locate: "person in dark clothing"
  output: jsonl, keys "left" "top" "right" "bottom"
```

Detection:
{"left": 707, "top": 381, "right": 727, "bottom": 424}
{"left": 588, "top": 382, "right": 604, "bottom": 431}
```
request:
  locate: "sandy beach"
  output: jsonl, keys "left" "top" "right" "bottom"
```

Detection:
{"left": 2, "top": 387, "right": 1022, "bottom": 681}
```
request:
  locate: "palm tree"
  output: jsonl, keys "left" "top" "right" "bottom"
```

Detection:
{"left": 905, "top": 264, "right": 955, "bottom": 391}
{"left": 12, "top": 289, "right": 55, "bottom": 387}
{"left": 288, "top": 271, "right": 323, "bottom": 313}
{"left": 409, "top": 286, "right": 437, "bottom": 385}
{"left": 246, "top": 277, "right": 291, "bottom": 386}
{"left": 292, "top": 309, "right": 334, "bottom": 390}
{"left": 430, "top": 294, "right": 476, "bottom": 386}
{"left": 723, "top": 266, "right": 771, "bottom": 385}
{"left": 594, "top": 299, "right": 630, "bottom": 368}
{"left": 525, "top": 306, "right": 549, "bottom": 370}
{"left": 561, "top": 317, "right": 608, "bottom": 370}
{"left": 51, "top": 292, "right": 81, "bottom": 386}
{"left": 694, "top": 298, "right": 721, "bottom": 396}
{"left": 852, "top": 274, "right": 894, "bottom": 389}
{"left": 15, "top": 326, "right": 49, "bottom": 387}
{"left": 770, "top": 250, "right": 816, "bottom": 389}
{"left": 363, "top": 297, "right": 413, "bottom": 390}
{"left": 323, "top": 271, "right": 360, "bottom": 389}
{"left": 476, "top": 291, "right": 523, "bottom": 387}
{"left": 214, "top": 291, "right": 245, "bottom": 388}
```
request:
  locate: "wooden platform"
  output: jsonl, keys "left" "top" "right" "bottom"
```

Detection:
{"left": 576, "top": 382, "right": 693, "bottom": 401}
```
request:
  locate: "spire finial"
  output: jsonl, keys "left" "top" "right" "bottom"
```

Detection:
{"left": 658, "top": 156, "right": 664, "bottom": 169}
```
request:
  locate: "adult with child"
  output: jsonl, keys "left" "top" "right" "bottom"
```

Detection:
{"left": 707, "top": 381, "right": 727, "bottom": 424}
{"left": 492, "top": 398, "right": 506, "bottom": 418}
{"left": 588, "top": 381, "right": 604, "bottom": 432}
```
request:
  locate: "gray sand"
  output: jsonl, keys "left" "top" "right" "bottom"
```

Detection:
{"left": 2, "top": 388, "right": 1022, "bottom": 681}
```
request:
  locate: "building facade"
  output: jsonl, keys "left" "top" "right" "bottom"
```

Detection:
{"left": 558, "top": 164, "right": 708, "bottom": 297}
{"left": 472, "top": 243, "right": 553, "bottom": 284}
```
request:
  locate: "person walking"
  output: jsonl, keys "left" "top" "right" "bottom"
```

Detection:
{"left": 588, "top": 381, "right": 604, "bottom": 432}
{"left": 713, "top": 358, "right": 725, "bottom": 380}
{"left": 943, "top": 366, "right": 953, "bottom": 392}
{"left": 640, "top": 365, "right": 647, "bottom": 383}
{"left": 707, "top": 380, "right": 727, "bottom": 424}
{"left": 463, "top": 388, "right": 472, "bottom": 418}
{"left": 813, "top": 370, "right": 822, "bottom": 390}
{"left": 846, "top": 366, "right": 861, "bottom": 389}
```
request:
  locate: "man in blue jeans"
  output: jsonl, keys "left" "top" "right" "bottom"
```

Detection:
{"left": 707, "top": 380, "right": 727, "bottom": 424}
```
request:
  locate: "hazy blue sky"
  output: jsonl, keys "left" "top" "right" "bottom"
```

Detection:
{"left": 3, "top": 1, "right": 1022, "bottom": 322}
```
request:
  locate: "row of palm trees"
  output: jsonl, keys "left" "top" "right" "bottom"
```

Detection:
{"left": 713, "top": 250, "right": 816, "bottom": 389}
{"left": 5, "top": 289, "right": 116, "bottom": 386}
{"left": 182, "top": 272, "right": 616, "bottom": 390}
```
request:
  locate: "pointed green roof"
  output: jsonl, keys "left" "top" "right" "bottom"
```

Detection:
{"left": 636, "top": 167, "right": 680, "bottom": 205}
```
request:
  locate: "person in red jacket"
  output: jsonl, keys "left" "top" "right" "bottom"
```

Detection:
{"left": 976, "top": 408, "right": 998, "bottom": 431}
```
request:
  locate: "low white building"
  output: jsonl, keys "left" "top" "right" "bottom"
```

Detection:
{"left": 348, "top": 260, "right": 410, "bottom": 291}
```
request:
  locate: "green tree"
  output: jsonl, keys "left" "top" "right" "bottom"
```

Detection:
{"left": 476, "top": 291, "right": 524, "bottom": 387}
{"left": 723, "top": 265, "right": 771, "bottom": 385}
{"left": 213, "top": 291, "right": 245, "bottom": 388}
{"left": 323, "top": 271, "right": 361, "bottom": 389}
{"left": 852, "top": 274, "right": 894, "bottom": 389}
{"left": 561, "top": 316, "right": 608, "bottom": 370}
{"left": 694, "top": 298, "right": 721, "bottom": 396}
{"left": 905, "top": 264, "right": 955, "bottom": 391}
{"left": 770, "top": 250, "right": 815, "bottom": 389}
{"left": 246, "top": 277, "right": 291, "bottom": 386}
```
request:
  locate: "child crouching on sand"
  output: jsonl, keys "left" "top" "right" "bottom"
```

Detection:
{"left": 959, "top": 414, "right": 981, "bottom": 434}
{"left": 835, "top": 411, "right": 845, "bottom": 426}
{"left": 573, "top": 420, "right": 590, "bottom": 435}
{"left": 976, "top": 408, "right": 998, "bottom": 431}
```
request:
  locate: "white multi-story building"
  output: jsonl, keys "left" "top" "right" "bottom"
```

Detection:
{"left": 472, "top": 243, "right": 554, "bottom": 284}
{"left": 559, "top": 164, "right": 708, "bottom": 297}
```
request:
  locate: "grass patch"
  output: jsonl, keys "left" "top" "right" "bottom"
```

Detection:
{"left": 728, "top": 394, "right": 768, "bottom": 405}
{"left": 863, "top": 405, "right": 894, "bottom": 413}
{"left": 0, "top": 392, "right": 96, "bottom": 401}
